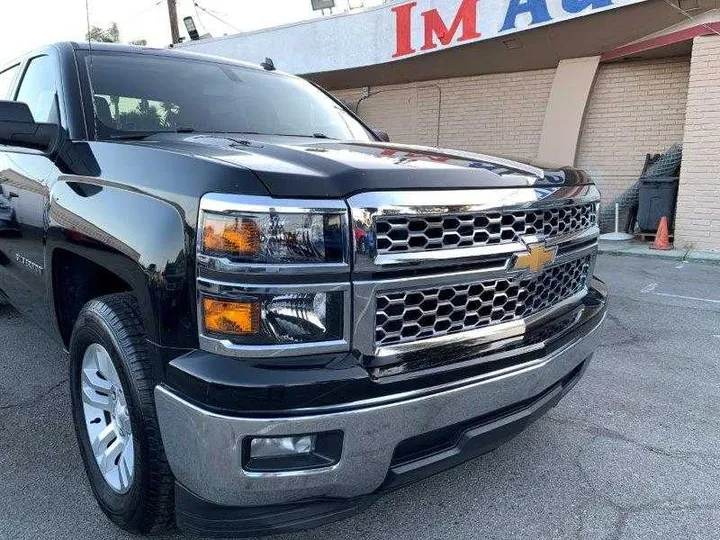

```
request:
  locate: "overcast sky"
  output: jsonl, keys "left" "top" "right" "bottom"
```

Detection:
{"left": 1, "top": 0, "right": 386, "bottom": 65}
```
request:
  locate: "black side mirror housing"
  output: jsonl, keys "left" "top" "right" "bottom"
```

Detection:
{"left": 0, "top": 100, "right": 60, "bottom": 154}
{"left": 373, "top": 129, "right": 390, "bottom": 143}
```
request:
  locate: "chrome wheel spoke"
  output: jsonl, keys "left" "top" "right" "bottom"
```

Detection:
{"left": 100, "top": 437, "right": 125, "bottom": 473}
{"left": 82, "top": 367, "right": 112, "bottom": 394}
{"left": 82, "top": 385, "right": 113, "bottom": 411}
{"left": 94, "top": 347, "right": 120, "bottom": 386}
{"left": 81, "top": 343, "right": 135, "bottom": 494}
{"left": 91, "top": 423, "right": 117, "bottom": 456}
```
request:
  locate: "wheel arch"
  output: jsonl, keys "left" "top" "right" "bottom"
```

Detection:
{"left": 50, "top": 248, "right": 134, "bottom": 347}
{"left": 47, "top": 179, "right": 196, "bottom": 354}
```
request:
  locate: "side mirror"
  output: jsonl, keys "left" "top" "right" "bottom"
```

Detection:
{"left": 372, "top": 129, "right": 390, "bottom": 143}
{"left": 0, "top": 101, "right": 60, "bottom": 154}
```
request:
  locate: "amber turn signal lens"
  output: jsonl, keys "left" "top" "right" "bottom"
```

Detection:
{"left": 203, "top": 298, "right": 260, "bottom": 335}
{"left": 203, "top": 216, "right": 261, "bottom": 256}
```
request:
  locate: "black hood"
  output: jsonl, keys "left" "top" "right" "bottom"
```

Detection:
{"left": 125, "top": 134, "right": 590, "bottom": 198}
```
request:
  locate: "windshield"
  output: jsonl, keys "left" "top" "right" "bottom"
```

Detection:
{"left": 84, "top": 52, "right": 373, "bottom": 141}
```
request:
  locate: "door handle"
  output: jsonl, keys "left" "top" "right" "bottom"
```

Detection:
{"left": 7, "top": 192, "right": 18, "bottom": 199}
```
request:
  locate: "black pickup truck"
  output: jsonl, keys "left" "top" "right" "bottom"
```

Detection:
{"left": 0, "top": 42, "right": 606, "bottom": 537}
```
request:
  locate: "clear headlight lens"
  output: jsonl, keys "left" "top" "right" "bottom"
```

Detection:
{"left": 202, "top": 211, "right": 345, "bottom": 264}
{"left": 201, "top": 291, "right": 344, "bottom": 345}
{"left": 198, "top": 198, "right": 348, "bottom": 349}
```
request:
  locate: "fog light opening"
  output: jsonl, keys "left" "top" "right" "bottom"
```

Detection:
{"left": 250, "top": 435, "right": 317, "bottom": 459}
{"left": 243, "top": 431, "right": 343, "bottom": 473}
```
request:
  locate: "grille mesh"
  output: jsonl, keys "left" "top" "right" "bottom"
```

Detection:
{"left": 375, "top": 255, "right": 592, "bottom": 347}
{"left": 375, "top": 203, "right": 597, "bottom": 254}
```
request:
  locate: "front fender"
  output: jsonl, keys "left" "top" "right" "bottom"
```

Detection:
{"left": 47, "top": 178, "right": 194, "bottom": 351}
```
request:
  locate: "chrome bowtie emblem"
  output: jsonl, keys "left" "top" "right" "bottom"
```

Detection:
{"left": 512, "top": 241, "right": 557, "bottom": 273}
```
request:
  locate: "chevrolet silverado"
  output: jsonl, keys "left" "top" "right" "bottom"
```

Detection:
{"left": 0, "top": 42, "right": 606, "bottom": 536}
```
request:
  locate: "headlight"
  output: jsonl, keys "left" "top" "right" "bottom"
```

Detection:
{"left": 197, "top": 195, "right": 350, "bottom": 356}
{"left": 201, "top": 211, "right": 345, "bottom": 264}
{"left": 201, "top": 291, "right": 344, "bottom": 345}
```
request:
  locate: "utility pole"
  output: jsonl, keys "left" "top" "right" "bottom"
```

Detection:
{"left": 167, "top": 0, "right": 180, "bottom": 44}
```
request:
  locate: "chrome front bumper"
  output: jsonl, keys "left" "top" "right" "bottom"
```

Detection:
{"left": 154, "top": 306, "right": 605, "bottom": 508}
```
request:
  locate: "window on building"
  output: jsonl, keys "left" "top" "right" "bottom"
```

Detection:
{"left": 15, "top": 55, "right": 57, "bottom": 123}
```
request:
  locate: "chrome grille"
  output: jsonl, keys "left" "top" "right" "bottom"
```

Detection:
{"left": 375, "top": 203, "right": 597, "bottom": 254}
{"left": 375, "top": 256, "right": 592, "bottom": 346}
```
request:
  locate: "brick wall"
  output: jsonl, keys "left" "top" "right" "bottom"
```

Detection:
{"left": 335, "top": 86, "right": 424, "bottom": 145}
{"left": 335, "top": 58, "right": 697, "bottom": 237}
{"left": 575, "top": 58, "right": 690, "bottom": 223}
{"left": 675, "top": 36, "right": 720, "bottom": 251}
{"left": 333, "top": 68, "right": 556, "bottom": 161}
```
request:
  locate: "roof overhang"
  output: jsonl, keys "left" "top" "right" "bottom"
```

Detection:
{"left": 177, "top": 0, "right": 717, "bottom": 90}
{"left": 601, "top": 7, "right": 720, "bottom": 61}
{"left": 309, "top": 0, "right": 716, "bottom": 89}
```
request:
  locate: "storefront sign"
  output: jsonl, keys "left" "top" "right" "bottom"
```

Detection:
{"left": 179, "top": 0, "right": 648, "bottom": 75}
{"left": 392, "top": 0, "right": 619, "bottom": 59}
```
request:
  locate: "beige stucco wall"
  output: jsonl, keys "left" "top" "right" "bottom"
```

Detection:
{"left": 538, "top": 56, "right": 601, "bottom": 166}
{"left": 334, "top": 68, "right": 556, "bottom": 161}
{"left": 675, "top": 36, "right": 720, "bottom": 251}
{"left": 575, "top": 57, "right": 691, "bottom": 208}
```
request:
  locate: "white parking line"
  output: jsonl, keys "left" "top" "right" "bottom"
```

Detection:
{"left": 641, "top": 282, "right": 658, "bottom": 293}
{"left": 653, "top": 292, "right": 720, "bottom": 304}
{"left": 641, "top": 282, "right": 720, "bottom": 305}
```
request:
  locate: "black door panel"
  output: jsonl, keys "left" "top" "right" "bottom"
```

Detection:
{"left": 0, "top": 151, "right": 52, "bottom": 324}
{"left": 0, "top": 54, "right": 59, "bottom": 326}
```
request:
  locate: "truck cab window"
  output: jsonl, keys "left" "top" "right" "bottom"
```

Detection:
{"left": 85, "top": 53, "right": 372, "bottom": 141}
{"left": 15, "top": 55, "right": 57, "bottom": 123}
{"left": 94, "top": 94, "right": 179, "bottom": 132}
{"left": 0, "top": 64, "right": 19, "bottom": 99}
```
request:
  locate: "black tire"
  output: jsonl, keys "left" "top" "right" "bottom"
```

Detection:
{"left": 69, "top": 293, "right": 175, "bottom": 534}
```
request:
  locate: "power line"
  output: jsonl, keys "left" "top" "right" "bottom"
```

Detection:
{"left": 191, "top": 1, "right": 209, "bottom": 35}
{"left": 119, "top": 0, "right": 164, "bottom": 27}
{"left": 86, "top": 0, "right": 164, "bottom": 41}
{"left": 194, "top": 1, "right": 241, "bottom": 32}
{"left": 195, "top": 1, "right": 241, "bottom": 31}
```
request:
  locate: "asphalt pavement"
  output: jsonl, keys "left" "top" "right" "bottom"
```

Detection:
{"left": 1, "top": 254, "right": 719, "bottom": 540}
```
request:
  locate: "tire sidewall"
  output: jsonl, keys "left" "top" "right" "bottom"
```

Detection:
{"left": 69, "top": 304, "right": 149, "bottom": 527}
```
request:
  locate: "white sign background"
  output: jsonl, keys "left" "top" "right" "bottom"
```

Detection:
{"left": 179, "top": 0, "right": 648, "bottom": 74}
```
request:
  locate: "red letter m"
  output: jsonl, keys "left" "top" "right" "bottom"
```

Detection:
{"left": 421, "top": 0, "right": 482, "bottom": 51}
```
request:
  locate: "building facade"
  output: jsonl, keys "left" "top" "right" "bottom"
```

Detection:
{"left": 179, "top": 0, "right": 720, "bottom": 251}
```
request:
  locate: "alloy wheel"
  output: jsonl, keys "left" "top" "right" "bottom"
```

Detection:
{"left": 80, "top": 343, "right": 135, "bottom": 494}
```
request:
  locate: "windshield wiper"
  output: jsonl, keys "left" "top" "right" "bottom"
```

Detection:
{"left": 109, "top": 128, "right": 196, "bottom": 140}
{"left": 109, "top": 130, "right": 337, "bottom": 141}
{"left": 226, "top": 131, "right": 337, "bottom": 139}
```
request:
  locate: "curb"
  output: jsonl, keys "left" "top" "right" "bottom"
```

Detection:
{"left": 598, "top": 242, "right": 720, "bottom": 264}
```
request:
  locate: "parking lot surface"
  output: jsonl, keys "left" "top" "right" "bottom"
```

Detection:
{"left": 1, "top": 254, "right": 719, "bottom": 540}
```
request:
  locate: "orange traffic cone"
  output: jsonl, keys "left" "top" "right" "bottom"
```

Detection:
{"left": 650, "top": 216, "right": 673, "bottom": 251}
